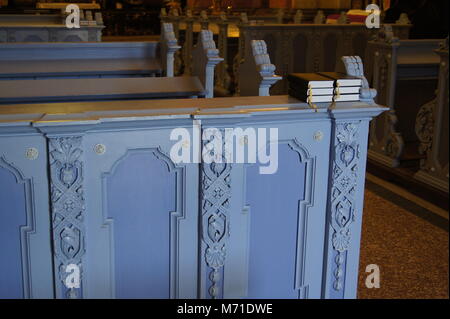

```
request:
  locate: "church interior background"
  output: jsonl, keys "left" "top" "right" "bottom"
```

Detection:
{"left": 0, "top": 0, "right": 448, "bottom": 300}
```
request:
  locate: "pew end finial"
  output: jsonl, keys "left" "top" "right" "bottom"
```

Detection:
{"left": 341, "top": 56, "right": 377, "bottom": 102}
{"left": 192, "top": 30, "right": 224, "bottom": 98}
{"left": 161, "top": 23, "right": 181, "bottom": 77}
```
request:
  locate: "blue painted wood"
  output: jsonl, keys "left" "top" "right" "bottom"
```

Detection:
{"left": 245, "top": 144, "right": 306, "bottom": 299}
{"left": 105, "top": 151, "right": 175, "bottom": 299}
{"left": 322, "top": 118, "right": 372, "bottom": 299}
{"left": 0, "top": 135, "right": 54, "bottom": 299}
{"left": 82, "top": 128, "right": 199, "bottom": 299}
{"left": 0, "top": 165, "right": 27, "bottom": 299}
{"left": 0, "top": 99, "right": 385, "bottom": 299}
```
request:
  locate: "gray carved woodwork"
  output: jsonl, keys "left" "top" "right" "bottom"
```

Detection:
{"left": 200, "top": 128, "right": 231, "bottom": 299}
{"left": 367, "top": 29, "right": 441, "bottom": 167}
{"left": 48, "top": 136, "right": 85, "bottom": 299}
{"left": 322, "top": 117, "right": 371, "bottom": 299}
{"left": 329, "top": 122, "right": 361, "bottom": 291}
{"left": 415, "top": 38, "right": 449, "bottom": 192}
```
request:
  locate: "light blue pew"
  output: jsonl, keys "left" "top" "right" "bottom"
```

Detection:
{"left": 0, "top": 96, "right": 386, "bottom": 299}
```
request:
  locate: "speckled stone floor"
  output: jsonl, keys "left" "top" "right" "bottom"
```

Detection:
{"left": 357, "top": 181, "right": 449, "bottom": 299}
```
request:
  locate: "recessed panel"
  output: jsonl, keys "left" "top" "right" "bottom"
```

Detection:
{"left": 245, "top": 144, "right": 307, "bottom": 299}
{"left": 105, "top": 151, "right": 176, "bottom": 299}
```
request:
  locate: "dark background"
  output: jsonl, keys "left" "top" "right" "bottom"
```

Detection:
{"left": 1, "top": 0, "right": 448, "bottom": 39}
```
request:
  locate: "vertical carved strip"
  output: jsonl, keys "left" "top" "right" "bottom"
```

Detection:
{"left": 329, "top": 122, "right": 361, "bottom": 291}
{"left": 200, "top": 130, "right": 231, "bottom": 299}
{"left": 48, "top": 137, "right": 85, "bottom": 299}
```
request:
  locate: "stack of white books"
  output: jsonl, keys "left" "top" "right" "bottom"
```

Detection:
{"left": 318, "top": 72, "right": 362, "bottom": 102}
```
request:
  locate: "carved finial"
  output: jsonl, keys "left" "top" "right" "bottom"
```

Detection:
{"left": 161, "top": 23, "right": 181, "bottom": 77}
{"left": 194, "top": 30, "right": 223, "bottom": 98}
{"left": 396, "top": 13, "right": 411, "bottom": 24}
{"left": 186, "top": 8, "right": 193, "bottom": 18}
{"left": 200, "top": 29, "right": 218, "bottom": 51}
{"left": 337, "top": 11, "right": 348, "bottom": 24}
{"left": 294, "top": 10, "right": 303, "bottom": 24}
{"left": 251, "top": 40, "right": 282, "bottom": 96}
{"left": 162, "top": 22, "right": 179, "bottom": 46}
{"left": 342, "top": 56, "right": 377, "bottom": 101}
{"left": 314, "top": 10, "right": 325, "bottom": 24}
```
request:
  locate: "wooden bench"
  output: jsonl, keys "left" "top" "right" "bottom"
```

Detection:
{"left": 0, "top": 26, "right": 225, "bottom": 103}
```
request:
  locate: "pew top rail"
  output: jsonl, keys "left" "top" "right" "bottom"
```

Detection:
{"left": 0, "top": 41, "right": 162, "bottom": 79}
{"left": 0, "top": 95, "right": 387, "bottom": 131}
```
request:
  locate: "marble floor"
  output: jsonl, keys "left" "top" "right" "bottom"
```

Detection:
{"left": 357, "top": 178, "right": 449, "bottom": 299}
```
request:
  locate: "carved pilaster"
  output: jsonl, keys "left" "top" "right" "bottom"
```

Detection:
{"left": 48, "top": 136, "right": 85, "bottom": 299}
{"left": 328, "top": 122, "right": 361, "bottom": 291}
{"left": 200, "top": 129, "right": 231, "bottom": 299}
{"left": 415, "top": 99, "right": 435, "bottom": 157}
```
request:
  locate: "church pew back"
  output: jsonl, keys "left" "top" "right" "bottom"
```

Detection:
{"left": 0, "top": 41, "right": 163, "bottom": 80}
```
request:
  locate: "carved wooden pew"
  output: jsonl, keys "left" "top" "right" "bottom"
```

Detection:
{"left": 414, "top": 38, "right": 449, "bottom": 193}
{"left": 0, "top": 42, "right": 163, "bottom": 80}
{"left": 235, "top": 23, "right": 411, "bottom": 95}
{"left": 0, "top": 23, "right": 180, "bottom": 81}
{"left": 366, "top": 27, "right": 442, "bottom": 167}
{"left": 0, "top": 11, "right": 104, "bottom": 42}
{"left": 0, "top": 28, "right": 224, "bottom": 102}
{"left": 0, "top": 92, "right": 386, "bottom": 299}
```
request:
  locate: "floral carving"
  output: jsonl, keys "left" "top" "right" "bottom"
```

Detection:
{"left": 201, "top": 129, "right": 231, "bottom": 299}
{"left": 330, "top": 123, "right": 360, "bottom": 291}
{"left": 416, "top": 98, "right": 436, "bottom": 157}
{"left": 49, "top": 137, "right": 85, "bottom": 299}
